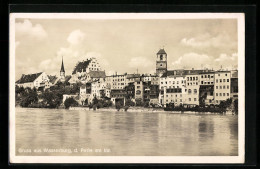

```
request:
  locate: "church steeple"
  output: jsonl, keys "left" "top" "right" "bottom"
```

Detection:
{"left": 60, "top": 56, "right": 65, "bottom": 81}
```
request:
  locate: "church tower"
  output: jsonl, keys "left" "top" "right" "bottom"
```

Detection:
{"left": 60, "top": 56, "right": 65, "bottom": 82}
{"left": 156, "top": 48, "right": 167, "bottom": 76}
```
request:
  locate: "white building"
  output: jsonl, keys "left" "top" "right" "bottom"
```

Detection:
{"left": 159, "top": 70, "right": 186, "bottom": 107}
{"left": 214, "top": 71, "right": 231, "bottom": 104}
{"left": 185, "top": 73, "right": 200, "bottom": 106}
{"left": 16, "top": 72, "right": 49, "bottom": 89}
{"left": 69, "top": 57, "right": 103, "bottom": 84}
{"left": 106, "top": 73, "right": 127, "bottom": 90}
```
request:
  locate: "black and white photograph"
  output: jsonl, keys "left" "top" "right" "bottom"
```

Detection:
{"left": 9, "top": 13, "right": 245, "bottom": 163}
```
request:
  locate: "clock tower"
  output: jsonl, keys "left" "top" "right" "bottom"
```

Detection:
{"left": 156, "top": 48, "right": 167, "bottom": 76}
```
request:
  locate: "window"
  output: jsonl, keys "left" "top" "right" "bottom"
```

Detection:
{"left": 180, "top": 99, "right": 182, "bottom": 102}
{"left": 216, "top": 93, "right": 218, "bottom": 96}
{"left": 194, "top": 89, "right": 197, "bottom": 94}
{"left": 220, "top": 93, "right": 222, "bottom": 96}
{"left": 166, "top": 95, "right": 168, "bottom": 97}
{"left": 223, "top": 93, "right": 225, "bottom": 96}
{"left": 227, "top": 79, "right": 229, "bottom": 82}
{"left": 208, "top": 75, "right": 210, "bottom": 78}
{"left": 216, "top": 100, "right": 219, "bottom": 104}
{"left": 194, "top": 98, "right": 197, "bottom": 101}
{"left": 227, "top": 93, "right": 229, "bottom": 96}
{"left": 201, "top": 75, "right": 203, "bottom": 78}
{"left": 187, "top": 77, "right": 189, "bottom": 81}
{"left": 175, "top": 94, "right": 177, "bottom": 97}
{"left": 216, "top": 79, "right": 218, "bottom": 83}
{"left": 216, "top": 86, "right": 218, "bottom": 89}
{"left": 137, "top": 86, "right": 140, "bottom": 89}
{"left": 223, "top": 85, "right": 225, "bottom": 89}
{"left": 218, "top": 74, "right": 220, "bottom": 76}
{"left": 225, "top": 74, "right": 227, "bottom": 76}
{"left": 223, "top": 79, "right": 226, "bottom": 82}
{"left": 205, "top": 75, "right": 207, "bottom": 78}
{"left": 227, "top": 85, "right": 229, "bottom": 89}
{"left": 196, "top": 77, "right": 198, "bottom": 80}
{"left": 189, "top": 98, "right": 191, "bottom": 101}
{"left": 211, "top": 76, "right": 213, "bottom": 78}
{"left": 177, "top": 81, "right": 179, "bottom": 84}
{"left": 220, "top": 79, "right": 222, "bottom": 83}
{"left": 188, "top": 89, "right": 192, "bottom": 94}
{"left": 201, "top": 81, "right": 203, "bottom": 84}
{"left": 193, "top": 77, "right": 195, "bottom": 81}
{"left": 161, "top": 82, "right": 163, "bottom": 84}
{"left": 160, "top": 64, "right": 162, "bottom": 67}
{"left": 190, "top": 77, "right": 192, "bottom": 81}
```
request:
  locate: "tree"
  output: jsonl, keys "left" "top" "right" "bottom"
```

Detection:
{"left": 125, "top": 99, "right": 135, "bottom": 107}
{"left": 234, "top": 99, "right": 238, "bottom": 114}
{"left": 116, "top": 101, "right": 123, "bottom": 111}
{"left": 64, "top": 97, "right": 78, "bottom": 109}
{"left": 20, "top": 89, "right": 38, "bottom": 107}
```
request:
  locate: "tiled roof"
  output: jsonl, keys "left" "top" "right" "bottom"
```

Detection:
{"left": 157, "top": 48, "right": 167, "bottom": 54}
{"left": 48, "top": 75, "right": 58, "bottom": 84}
{"left": 161, "top": 69, "right": 210, "bottom": 77}
{"left": 65, "top": 75, "right": 71, "bottom": 83}
{"left": 16, "top": 72, "right": 43, "bottom": 84}
{"left": 126, "top": 74, "right": 140, "bottom": 79}
{"left": 89, "top": 71, "right": 106, "bottom": 78}
{"left": 72, "top": 59, "right": 91, "bottom": 74}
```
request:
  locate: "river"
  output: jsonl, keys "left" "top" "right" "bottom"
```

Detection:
{"left": 15, "top": 108, "right": 238, "bottom": 156}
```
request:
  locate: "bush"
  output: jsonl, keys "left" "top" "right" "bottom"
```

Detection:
{"left": 124, "top": 106, "right": 129, "bottom": 112}
{"left": 64, "top": 97, "right": 78, "bottom": 109}
{"left": 116, "top": 102, "right": 122, "bottom": 111}
{"left": 125, "top": 99, "right": 135, "bottom": 107}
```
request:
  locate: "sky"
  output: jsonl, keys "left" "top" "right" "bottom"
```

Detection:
{"left": 15, "top": 18, "right": 238, "bottom": 80}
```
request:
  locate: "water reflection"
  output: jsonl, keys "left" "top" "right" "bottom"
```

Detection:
{"left": 16, "top": 108, "right": 238, "bottom": 156}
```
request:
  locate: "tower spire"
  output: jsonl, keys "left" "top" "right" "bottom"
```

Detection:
{"left": 60, "top": 56, "right": 65, "bottom": 73}
{"left": 60, "top": 56, "right": 65, "bottom": 81}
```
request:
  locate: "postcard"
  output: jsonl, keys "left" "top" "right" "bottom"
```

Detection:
{"left": 9, "top": 13, "right": 245, "bottom": 163}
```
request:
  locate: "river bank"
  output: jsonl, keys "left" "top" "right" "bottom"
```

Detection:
{"left": 69, "top": 106, "right": 235, "bottom": 115}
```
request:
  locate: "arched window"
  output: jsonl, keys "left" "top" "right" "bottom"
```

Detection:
{"left": 160, "top": 55, "right": 163, "bottom": 61}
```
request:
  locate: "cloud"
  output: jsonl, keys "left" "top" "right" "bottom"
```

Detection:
{"left": 128, "top": 57, "right": 153, "bottom": 68}
{"left": 171, "top": 52, "right": 238, "bottom": 70}
{"left": 38, "top": 29, "right": 110, "bottom": 76}
{"left": 172, "top": 53, "right": 212, "bottom": 69}
{"left": 214, "top": 53, "right": 238, "bottom": 70}
{"left": 67, "top": 29, "right": 85, "bottom": 45}
{"left": 16, "top": 19, "right": 48, "bottom": 40}
{"left": 181, "top": 32, "right": 237, "bottom": 49}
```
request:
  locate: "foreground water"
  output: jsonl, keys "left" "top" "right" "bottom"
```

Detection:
{"left": 15, "top": 108, "right": 238, "bottom": 156}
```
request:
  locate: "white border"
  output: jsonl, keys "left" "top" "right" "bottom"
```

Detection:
{"left": 9, "top": 13, "right": 245, "bottom": 164}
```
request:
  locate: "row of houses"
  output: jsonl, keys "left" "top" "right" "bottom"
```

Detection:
{"left": 15, "top": 48, "right": 238, "bottom": 107}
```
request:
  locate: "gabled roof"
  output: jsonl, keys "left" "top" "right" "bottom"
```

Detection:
{"left": 16, "top": 72, "right": 43, "bottom": 84}
{"left": 89, "top": 71, "right": 106, "bottom": 78}
{"left": 72, "top": 59, "right": 91, "bottom": 74}
{"left": 48, "top": 75, "right": 58, "bottom": 84}
{"left": 157, "top": 48, "right": 167, "bottom": 55}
